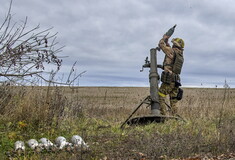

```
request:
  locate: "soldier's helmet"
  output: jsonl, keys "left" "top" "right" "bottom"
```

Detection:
{"left": 171, "top": 38, "right": 184, "bottom": 49}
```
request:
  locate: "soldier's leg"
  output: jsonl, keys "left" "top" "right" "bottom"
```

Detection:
{"left": 158, "top": 83, "right": 171, "bottom": 115}
{"left": 170, "top": 86, "right": 179, "bottom": 116}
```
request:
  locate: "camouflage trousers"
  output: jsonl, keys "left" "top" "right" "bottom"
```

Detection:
{"left": 158, "top": 82, "right": 179, "bottom": 116}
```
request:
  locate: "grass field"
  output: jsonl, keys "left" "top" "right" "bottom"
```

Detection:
{"left": 0, "top": 86, "right": 234, "bottom": 159}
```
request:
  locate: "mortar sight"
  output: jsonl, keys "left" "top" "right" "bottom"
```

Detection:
{"left": 145, "top": 57, "right": 149, "bottom": 64}
{"left": 140, "top": 57, "right": 150, "bottom": 72}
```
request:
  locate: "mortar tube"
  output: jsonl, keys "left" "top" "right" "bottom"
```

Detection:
{"left": 149, "top": 48, "right": 161, "bottom": 115}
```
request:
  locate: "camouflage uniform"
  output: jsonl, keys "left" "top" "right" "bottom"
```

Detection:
{"left": 158, "top": 36, "right": 184, "bottom": 115}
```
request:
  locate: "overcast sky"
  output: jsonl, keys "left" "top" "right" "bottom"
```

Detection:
{"left": 1, "top": 0, "right": 235, "bottom": 87}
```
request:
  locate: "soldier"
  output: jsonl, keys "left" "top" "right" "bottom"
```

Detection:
{"left": 158, "top": 28, "right": 185, "bottom": 116}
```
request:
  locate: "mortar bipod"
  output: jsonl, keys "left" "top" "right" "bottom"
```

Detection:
{"left": 120, "top": 96, "right": 151, "bottom": 129}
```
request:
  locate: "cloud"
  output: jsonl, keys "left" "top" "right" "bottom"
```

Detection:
{"left": 1, "top": 0, "right": 235, "bottom": 87}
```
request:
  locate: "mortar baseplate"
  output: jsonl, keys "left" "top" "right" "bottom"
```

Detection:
{"left": 126, "top": 115, "right": 179, "bottom": 125}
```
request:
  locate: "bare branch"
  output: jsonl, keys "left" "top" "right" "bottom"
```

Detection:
{"left": 66, "top": 61, "right": 77, "bottom": 83}
{"left": 0, "top": 71, "right": 43, "bottom": 77}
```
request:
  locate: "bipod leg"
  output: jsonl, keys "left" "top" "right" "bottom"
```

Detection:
{"left": 164, "top": 102, "right": 187, "bottom": 123}
{"left": 120, "top": 96, "right": 151, "bottom": 129}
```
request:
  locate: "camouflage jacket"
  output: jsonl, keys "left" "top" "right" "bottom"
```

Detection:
{"left": 158, "top": 36, "right": 183, "bottom": 74}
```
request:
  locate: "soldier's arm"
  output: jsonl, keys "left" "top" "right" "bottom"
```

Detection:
{"left": 158, "top": 35, "right": 174, "bottom": 59}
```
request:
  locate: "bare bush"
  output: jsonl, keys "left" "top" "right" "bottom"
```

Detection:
{"left": 0, "top": 1, "right": 64, "bottom": 85}
{"left": 0, "top": 0, "right": 87, "bottom": 86}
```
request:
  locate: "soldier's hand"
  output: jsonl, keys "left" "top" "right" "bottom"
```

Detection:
{"left": 163, "top": 34, "right": 170, "bottom": 40}
{"left": 163, "top": 35, "right": 170, "bottom": 45}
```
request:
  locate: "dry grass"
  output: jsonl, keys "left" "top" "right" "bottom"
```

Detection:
{"left": 69, "top": 87, "right": 235, "bottom": 122}
{"left": 0, "top": 86, "right": 234, "bottom": 159}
